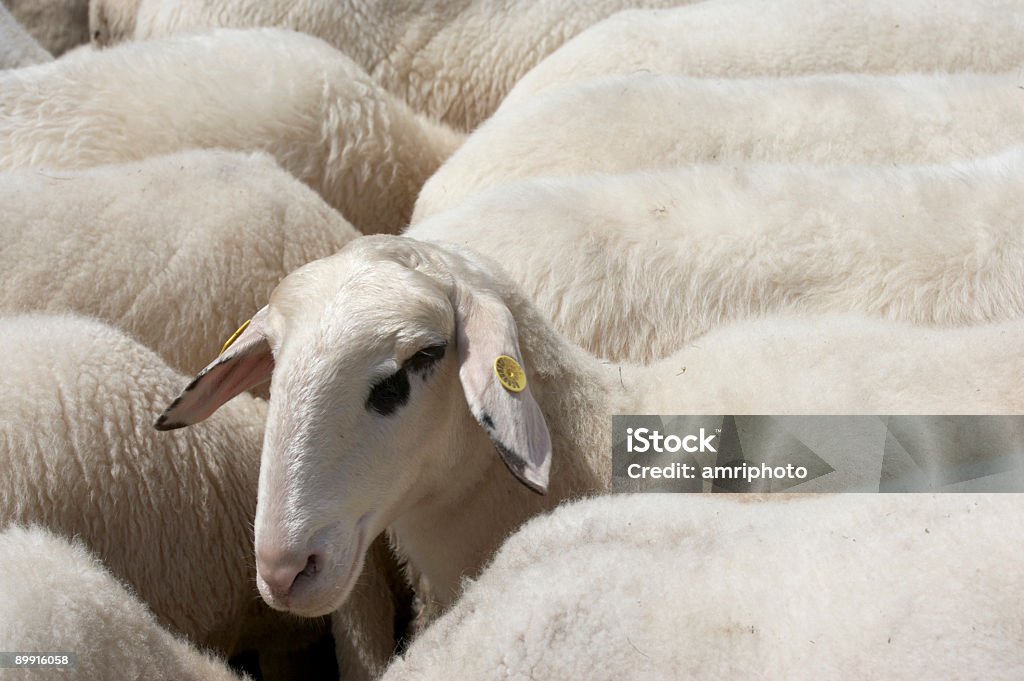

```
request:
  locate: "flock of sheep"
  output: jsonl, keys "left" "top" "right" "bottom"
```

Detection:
{"left": 2, "top": 0, "right": 1024, "bottom": 680}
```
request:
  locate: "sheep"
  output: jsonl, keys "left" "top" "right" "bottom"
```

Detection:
{"left": 106, "top": 0, "right": 696, "bottom": 131}
{"left": 54, "top": 38, "right": 93, "bottom": 59}
{"left": 0, "top": 28, "right": 463, "bottom": 234}
{"left": 2, "top": 0, "right": 87, "bottom": 55}
{"left": 1, "top": 3, "right": 51, "bottom": 68}
{"left": 156, "top": 235, "right": 1024, "bottom": 623}
{"left": 502, "top": 0, "right": 1024, "bottom": 109}
{"left": 0, "top": 524, "right": 248, "bottom": 681}
{"left": 88, "top": 0, "right": 138, "bottom": 48}
{"left": 378, "top": 494, "right": 1024, "bottom": 681}
{"left": 0, "top": 149, "right": 358, "bottom": 377}
{"left": 0, "top": 311, "right": 285, "bottom": 657}
{"left": 0, "top": 313, "right": 405, "bottom": 681}
{"left": 412, "top": 70, "right": 1024, "bottom": 223}
{"left": 409, "top": 149, "right": 1024, "bottom": 363}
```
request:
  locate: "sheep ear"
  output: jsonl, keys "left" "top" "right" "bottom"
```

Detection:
{"left": 454, "top": 289, "right": 552, "bottom": 494}
{"left": 154, "top": 307, "right": 273, "bottom": 430}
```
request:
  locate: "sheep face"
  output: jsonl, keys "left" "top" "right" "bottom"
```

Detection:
{"left": 256, "top": 247, "right": 466, "bottom": 616}
{"left": 155, "top": 236, "right": 551, "bottom": 617}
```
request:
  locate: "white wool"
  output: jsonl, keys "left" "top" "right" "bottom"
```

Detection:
{"left": 503, "top": 0, "right": 1024, "bottom": 108}
{"left": 409, "top": 149, "right": 1024, "bottom": 362}
{"left": 158, "top": 236, "right": 1024, "bottom": 626}
{"left": 88, "top": 0, "right": 139, "bottom": 47}
{"left": 2, "top": 0, "right": 87, "bottom": 55}
{"left": 380, "top": 494, "right": 1024, "bottom": 681}
{"left": 117, "top": 0, "right": 693, "bottom": 130}
{"left": 0, "top": 28, "right": 462, "bottom": 233}
{"left": 0, "top": 313, "right": 405, "bottom": 680}
{"left": 0, "top": 312, "right": 278, "bottom": 654}
{"left": 0, "top": 150, "right": 358, "bottom": 376}
{"left": 54, "top": 39, "right": 93, "bottom": 59}
{"left": 413, "top": 70, "right": 1024, "bottom": 223}
{"left": 0, "top": 524, "right": 247, "bottom": 681}
{"left": 0, "top": 2, "right": 51, "bottom": 68}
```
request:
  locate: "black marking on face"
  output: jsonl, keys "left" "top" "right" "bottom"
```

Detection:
{"left": 366, "top": 368, "right": 411, "bottom": 416}
{"left": 404, "top": 343, "right": 446, "bottom": 377}
{"left": 365, "top": 343, "right": 447, "bottom": 417}
{"left": 478, "top": 412, "right": 495, "bottom": 431}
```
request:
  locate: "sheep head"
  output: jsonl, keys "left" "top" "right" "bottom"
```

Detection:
{"left": 155, "top": 235, "right": 551, "bottom": 616}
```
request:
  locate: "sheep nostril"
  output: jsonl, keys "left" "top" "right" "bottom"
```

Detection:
{"left": 298, "top": 553, "right": 319, "bottom": 579}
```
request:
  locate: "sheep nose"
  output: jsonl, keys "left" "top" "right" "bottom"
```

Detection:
{"left": 257, "top": 549, "right": 320, "bottom": 602}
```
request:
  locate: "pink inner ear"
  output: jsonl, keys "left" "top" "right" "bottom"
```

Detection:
{"left": 155, "top": 309, "right": 274, "bottom": 430}
{"left": 155, "top": 347, "right": 274, "bottom": 430}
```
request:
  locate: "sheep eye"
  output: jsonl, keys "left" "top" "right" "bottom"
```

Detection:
{"left": 403, "top": 343, "right": 447, "bottom": 376}
{"left": 365, "top": 344, "right": 446, "bottom": 416}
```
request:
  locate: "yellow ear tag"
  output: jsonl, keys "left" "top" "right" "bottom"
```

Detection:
{"left": 494, "top": 355, "right": 527, "bottom": 393}
{"left": 220, "top": 318, "right": 251, "bottom": 355}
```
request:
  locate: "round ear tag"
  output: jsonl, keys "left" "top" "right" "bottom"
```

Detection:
{"left": 220, "top": 318, "right": 251, "bottom": 355}
{"left": 494, "top": 355, "right": 527, "bottom": 393}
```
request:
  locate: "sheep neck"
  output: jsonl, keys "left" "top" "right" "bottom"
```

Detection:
{"left": 391, "top": 282, "right": 618, "bottom": 607}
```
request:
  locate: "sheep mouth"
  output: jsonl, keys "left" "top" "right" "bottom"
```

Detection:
{"left": 283, "top": 516, "right": 371, "bottom": 617}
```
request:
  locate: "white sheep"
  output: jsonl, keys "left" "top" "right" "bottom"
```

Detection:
{"left": 502, "top": 0, "right": 1024, "bottom": 109}
{"left": 2, "top": 0, "right": 87, "bottom": 55}
{"left": 0, "top": 3, "right": 51, "bottom": 68}
{"left": 88, "top": 0, "right": 138, "bottom": 47}
{"left": 54, "top": 38, "right": 93, "bottom": 59}
{"left": 0, "top": 149, "right": 357, "bottom": 376}
{"left": 409, "top": 149, "right": 1024, "bottom": 363}
{"left": 112, "top": 0, "right": 694, "bottom": 130}
{"left": 413, "top": 70, "right": 1024, "bottom": 223}
{"left": 0, "top": 524, "right": 248, "bottom": 681}
{"left": 0, "top": 313, "right": 405, "bottom": 681}
{"left": 378, "top": 494, "right": 1024, "bottom": 681}
{"left": 157, "top": 236, "right": 1024, "bottom": 621}
{"left": 0, "top": 28, "right": 463, "bottom": 234}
